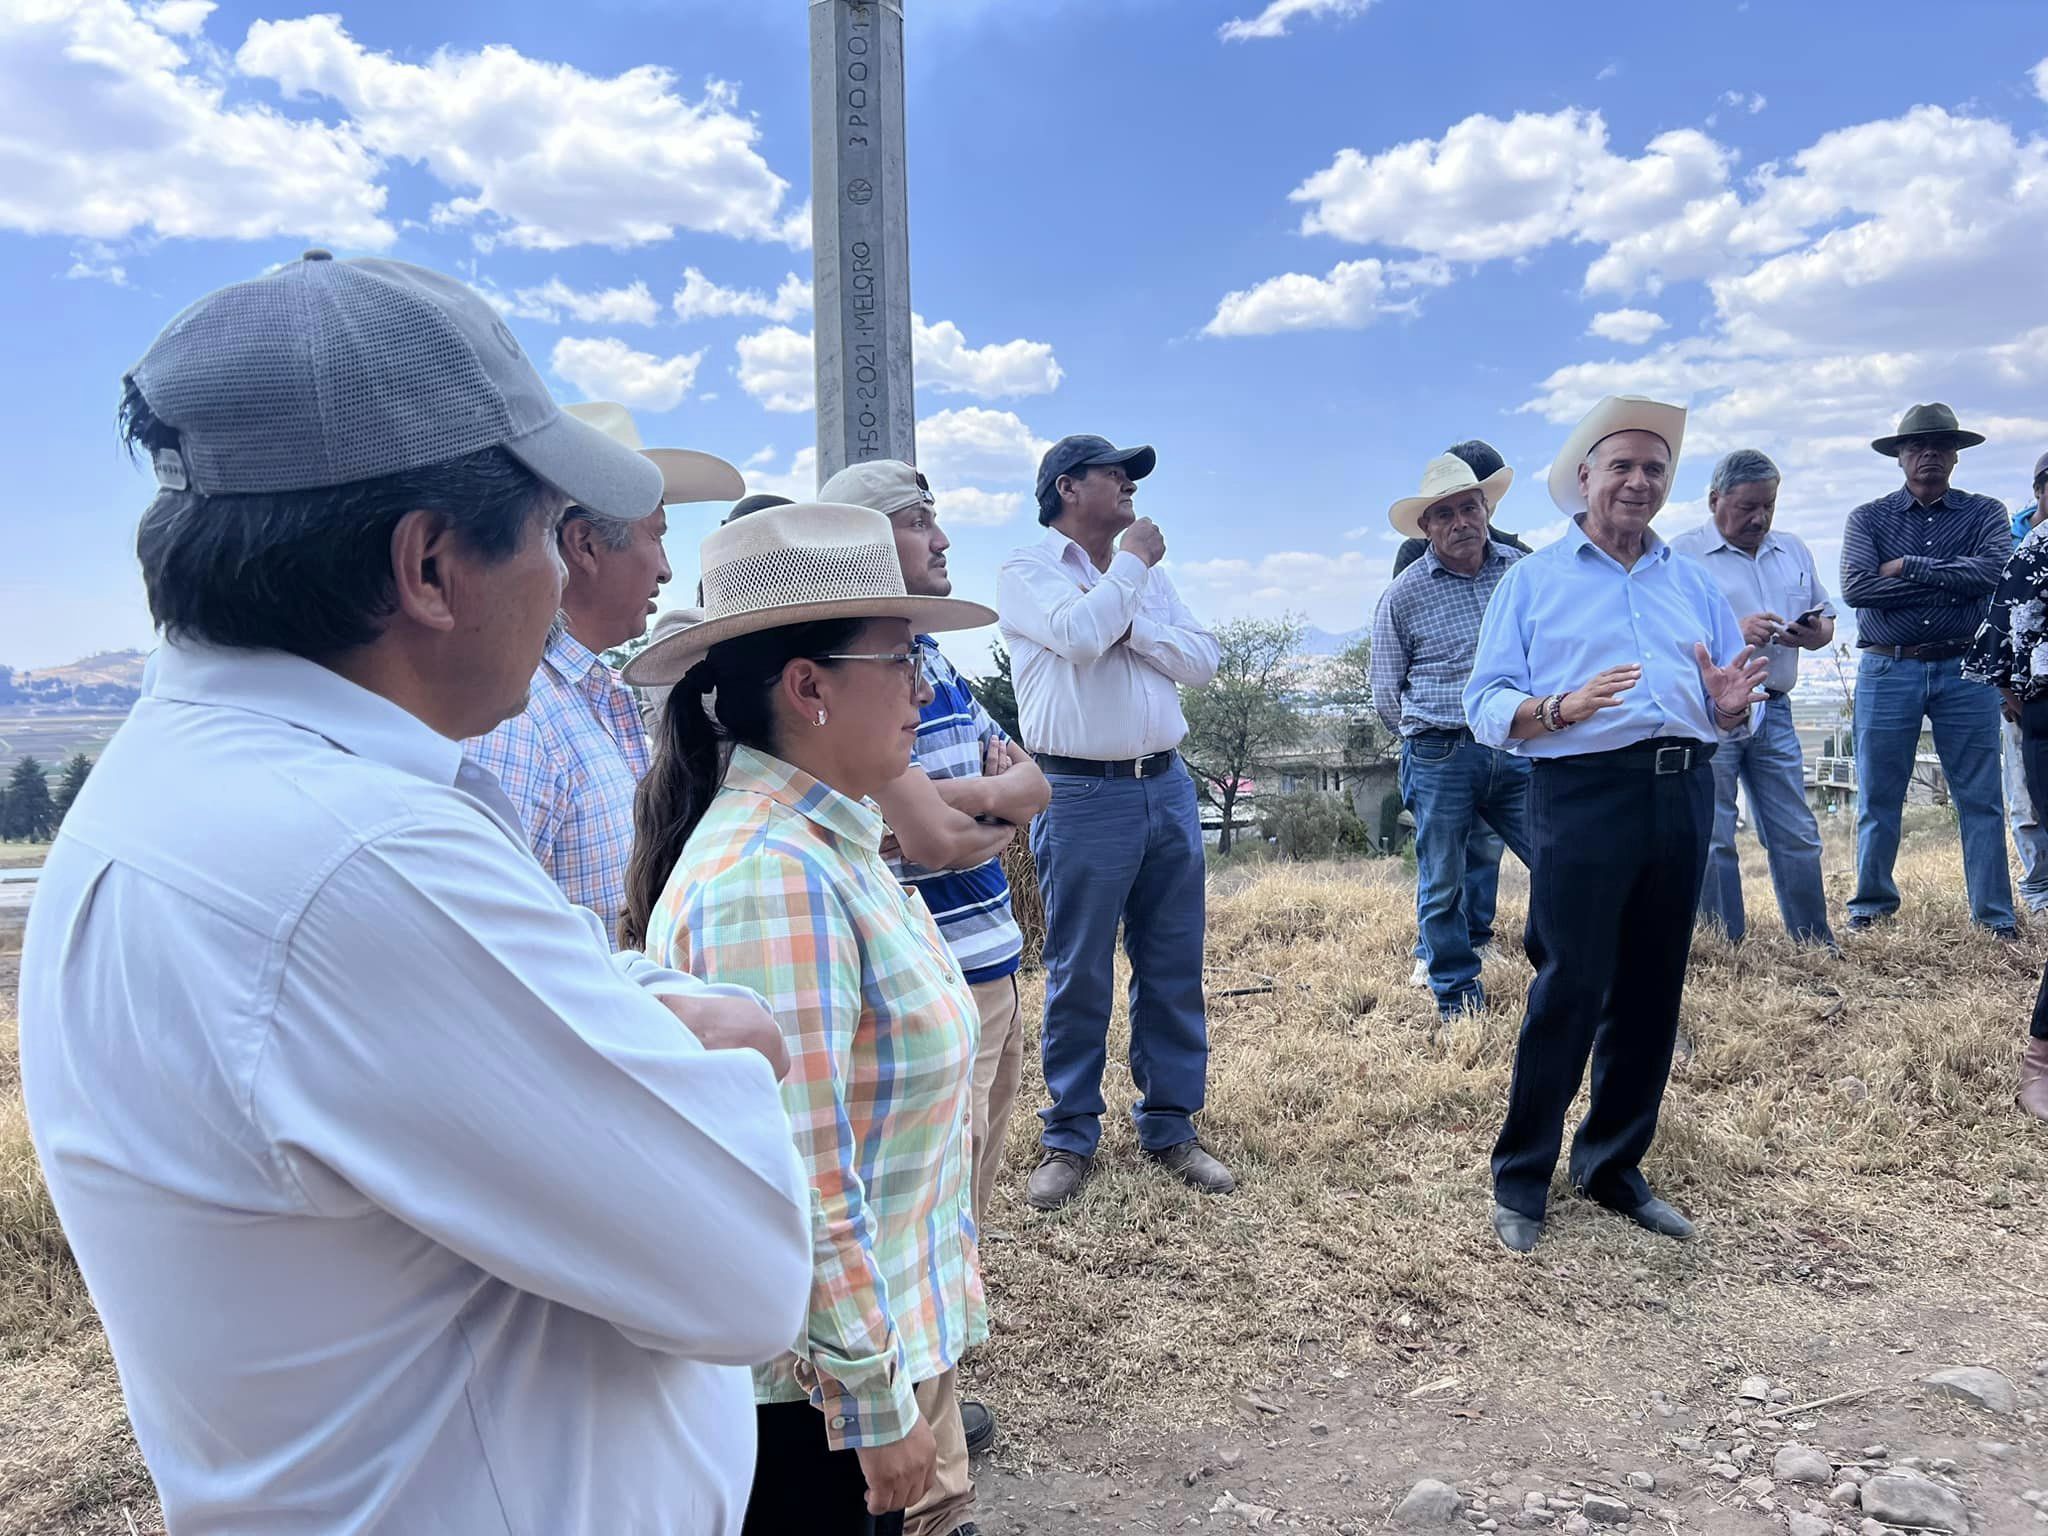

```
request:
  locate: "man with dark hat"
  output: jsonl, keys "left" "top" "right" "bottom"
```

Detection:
{"left": 997, "top": 434, "right": 1232, "bottom": 1211}
{"left": 1841, "top": 403, "right": 2015, "bottom": 936}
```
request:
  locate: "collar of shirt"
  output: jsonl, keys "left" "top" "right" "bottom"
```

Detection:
{"left": 1420, "top": 541, "right": 1510, "bottom": 580}
{"left": 1689, "top": 526, "right": 1783, "bottom": 561}
{"left": 721, "top": 744, "right": 885, "bottom": 853}
{"left": 1044, "top": 523, "right": 1132, "bottom": 588}
{"left": 542, "top": 624, "right": 610, "bottom": 693}
{"left": 1890, "top": 485, "right": 1966, "bottom": 514}
{"left": 1565, "top": 513, "right": 1673, "bottom": 571}
{"left": 150, "top": 640, "right": 462, "bottom": 788}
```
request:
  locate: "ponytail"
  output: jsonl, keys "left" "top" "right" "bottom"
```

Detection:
{"left": 618, "top": 616, "right": 866, "bottom": 950}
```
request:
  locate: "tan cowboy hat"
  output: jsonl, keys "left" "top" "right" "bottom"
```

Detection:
{"left": 1547, "top": 395, "right": 1688, "bottom": 512}
{"left": 1388, "top": 453, "right": 1514, "bottom": 540}
{"left": 620, "top": 502, "right": 995, "bottom": 687}
{"left": 1871, "top": 402, "right": 1986, "bottom": 457}
{"left": 565, "top": 401, "right": 746, "bottom": 507}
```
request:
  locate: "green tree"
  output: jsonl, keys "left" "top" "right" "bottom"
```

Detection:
{"left": 2, "top": 756, "right": 55, "bottom": 842}
{"left": 52, "top": 752, "right": 93, "bottom": 830}
{"left": 1180, "top": 615, "right": 1308, "bottom": 854}
{"left": 1320, "top": 635, "right": 1398, "bottom": 767}
{"left": 968, "top": 639, "right": 1022, "bottom": 743}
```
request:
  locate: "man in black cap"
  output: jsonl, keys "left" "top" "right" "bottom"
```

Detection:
{"left": 1841, "top": 402, "right": 2015, "bottom": 937}
{"left": 997, "top": 435, "right": 1233, "bottom": 1211}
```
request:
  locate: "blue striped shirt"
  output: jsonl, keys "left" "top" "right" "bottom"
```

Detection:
{"left": 886, "top": 639, "right": 1024, "bottom": 985}
{"left": 1839, "top": 485, "right": 2010, "bottom": 647}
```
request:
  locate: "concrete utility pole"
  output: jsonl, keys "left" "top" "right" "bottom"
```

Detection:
{"left": 810, "top": 0, "right": 915, "bottom": 483}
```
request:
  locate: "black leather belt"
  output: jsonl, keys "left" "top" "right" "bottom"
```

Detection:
{"left": 1543, "top": 736, "right": 1716, "bottom": 775}
{"left": 1763, "top": 688, "right": 1788, "bottom": 702}
{"left": 1411, "top": 726, "right": 1473, "bottom": 743}
{"left": 1037, "top": 750, "right": 1181, "bottom": 780}
{"left": 1859, "top": 640, "right": 1967, "bottom": 661}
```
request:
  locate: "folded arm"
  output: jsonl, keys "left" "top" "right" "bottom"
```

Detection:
{"left": 997, "top": 550, "right": 1150, "bottom": 666}
{"left": 873, "top": 765, "right": 1017, "bottom": 870}
{"left": 1126, "top": 574, "right": 1221, "bottom": 687}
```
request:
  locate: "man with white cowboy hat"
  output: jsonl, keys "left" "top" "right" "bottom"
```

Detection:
{"left": 1466, "top": 395, "right": 1768, "bottom": 1253}
{"left": 1840, "top": 402, "right": 2015, "bottom": 938}
{"left": 467, "top": 400, "right": 745, "bottom": 942}
{"left": 1370, "top": 450, "right": 1534, "bottom": 1019}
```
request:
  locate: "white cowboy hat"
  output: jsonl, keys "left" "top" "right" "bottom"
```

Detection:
{"left": 1387, "top": 453, "right": 1514, "bottom": 540}
{"left": 565, "top": 401, "right": 746, "bottom": 507}
{"left": 1546, "top": 395, "right": 1688, "bottom": 512}
{"left": 620, "top": 502, "right": 995, "bottom": 687}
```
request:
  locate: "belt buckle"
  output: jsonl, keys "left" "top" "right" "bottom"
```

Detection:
{"left": 1654, "top": 744, "right": 1691, "bottom": 776}
{"left": 1133, "top": 754, "right": 1150, "bottom": 779}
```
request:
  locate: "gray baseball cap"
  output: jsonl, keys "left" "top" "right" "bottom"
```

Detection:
{"left": 129, "top": 249, "right": 662, "bottom": 520}
{"left": 817, "top": 459, "right": 933, "bottom": 518}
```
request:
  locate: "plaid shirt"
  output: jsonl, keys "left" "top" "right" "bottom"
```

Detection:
{"left": 886, "top": 638, "right": 1024, "bottom": 985}
{"left": 1840, "top": 485, "right": 2011, "bottom": 647}
{"left": 465, "top": 627, "right": 651, "bottom": 942}
{"left": 1370, "top": 541, "right": 1521, "bottom": 735}
{"left": 646, "top": 746, "right": 985, "bottom": 1449}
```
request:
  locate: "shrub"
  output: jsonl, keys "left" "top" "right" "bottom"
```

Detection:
{"left": 1259, "top": 791, "right": 1345, "bottom": 861}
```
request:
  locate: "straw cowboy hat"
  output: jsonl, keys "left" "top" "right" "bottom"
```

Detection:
{"left": 1870, "top": 402, "right": 1986, "bottom": 457}
{"left": 1387, "top": 453, "right": 1514, "bottom": 540}
{"left": 621, "top": 502, "right": 995, "bottom": 687}
{"left": 565, "top": 401, "right": 746, "bottom": 507}
{"left": 1547, "top": 395, "right": 1688, "bottom": 512}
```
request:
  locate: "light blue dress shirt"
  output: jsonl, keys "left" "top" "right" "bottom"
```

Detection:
{"left": 19, "top": 641, "right": 812, "bottom": 1535}
{"left": 1465, "top": 517, "right": 1752, "bottom": 758}
{"left": 1668, "top": 524, "right": 1831, "bottom": 695}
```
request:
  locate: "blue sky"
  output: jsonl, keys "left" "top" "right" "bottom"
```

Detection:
{"left": 6, "top": 0, "right": 2048, "bottom": 672}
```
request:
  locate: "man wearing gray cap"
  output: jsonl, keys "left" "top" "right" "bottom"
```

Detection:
{"left": 819, "top": 457, "right": 1050, "bottom": 1535}
{"left": 16, "top": 252, "right": 810, "bottom": 1535}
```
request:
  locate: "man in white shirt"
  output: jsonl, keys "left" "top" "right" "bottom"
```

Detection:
{"left": 997, "top": 434, "right": 1232, "bottom": 1210}
{"left": 1671, "top": 449, "right": 1838, "bottom": 949}
{"left": 18, "top": 251, "right": 811, "bottom": 1535}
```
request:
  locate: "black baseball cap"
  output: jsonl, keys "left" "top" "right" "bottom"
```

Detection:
{"left": 723, "top": 491, "right": 794, "bottom": 525}
{"left": 1034, "top": 434, "right": 1158, "bottom": 509}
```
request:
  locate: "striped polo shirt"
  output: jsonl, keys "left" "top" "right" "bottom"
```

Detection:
{"left": 887, "top": 638, "right": 1025, "bottom": 986}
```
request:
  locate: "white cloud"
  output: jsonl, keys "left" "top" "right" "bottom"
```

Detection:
{"left": 1205, "top": 256, "right": 1449, "bottom": 337}
{"left": 0, "top": 0, "right": 392, "bottom": 247}
{"left": 550, "top": 336, "right": 706, "bottom": 412}
{"left": 916, "top": 407, "right": 1051, "bottom": 491}
{"left": 675, "top": 266, "right": 813, "bottom": 323}
{"left": 493, "top": 277, "right": 659, "bottom": 326}
{"left": 1586, "top": 308, "right": 1668, "bottom": 345}
{"left": 2035, "top": 56, "right": 2048, "bottom": 105}
{"left": 939, "top": 487, "right": 1027, "bottom": 527}
{"left": 735, "top": 325, "right": 816, "bottom": 412}
{"left": 140, "top": 0, "right": 214, "bottom": 35}
{"left": 735, "top": 317, "right": 1063, "bottom": 407}
{"left": 1596, "top": 62, "right": 1620, "bottom": 82}
{"left": 914, "top": 316, "right": 1063, "bottom": 398}
{"left": 741, "top": 445, "right": 819, "bottom": 502}
{"left": 64, "top": 242, "right": 128, "bottom": 286}
{"left": 236, "top": 15, "right": 801, "bottom": 250}
{"left": 1719, "top": 89, "right": 1768, "bottom": 116}
{"left": 1292, "top": 108, "right": 1733, "bottom": 263}
{"left": 1220, "top": 0, "right": 1375, "bottom": 42}
{"left": 1171, "top": 550, "right": 1386, "bottom": 631}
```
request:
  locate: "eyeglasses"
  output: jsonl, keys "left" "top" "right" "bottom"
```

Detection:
{"left": 818, "top": 650, "right": 924, "bottom": 689}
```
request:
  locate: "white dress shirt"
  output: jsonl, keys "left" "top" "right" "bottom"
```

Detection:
{"left": 997, "top": 525, "right": 1221, "bottom": 759}
{"left": 18, "top": 641, "right": 811, "bottom": 1536}
{"left": 1669, "top": 524, "right": 1832, "bottom": 694}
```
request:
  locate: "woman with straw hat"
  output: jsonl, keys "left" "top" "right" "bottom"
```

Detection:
{"left": 618, "top": 502, "right": 996, "bottom": 1534}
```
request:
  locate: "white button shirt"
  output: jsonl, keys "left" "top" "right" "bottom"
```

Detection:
{"left": 18, "top": 642, "right": 811, "bottom": 1536}
{"left": 1670, "top": 523, "right": 1832, "bottom": 695}
{"left": 997, "top": 526, "right": 1221, "bottom": 759}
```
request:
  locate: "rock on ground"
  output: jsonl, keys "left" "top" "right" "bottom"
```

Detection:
{"left": 1774, "top": 1444, "right": 1835, "bottom": 1485}
{"left": 1861, "top": 1472, "right": 1972, "bottom": 1534}
{"left": 1393, "top": 1479, "right": 1464, "bottom": 1526}
{"left": 1787, "top": 1515, "right": 1831, "bottom": 1536}
{"left": 1921, "top": 1365, "right": 2020, "bottom": 1415}
{"left": 1580, "top": 1493, "right": 1631, "bottom": 1526}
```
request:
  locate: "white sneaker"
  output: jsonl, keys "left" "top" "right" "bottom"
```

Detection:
{"left": 1409, "top": 957, "right": 1430, "bottom": 988}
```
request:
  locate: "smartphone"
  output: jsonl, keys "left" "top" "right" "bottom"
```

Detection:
{"left": 1784, "top": 605, "right": 1827, "bottom": 630}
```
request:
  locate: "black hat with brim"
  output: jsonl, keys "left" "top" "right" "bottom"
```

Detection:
{"left": 1872, "top": 402, "right": 1987, "bottom": 456}
{"left": 1034, "top": 434, "right": 1158, "bottom": 505}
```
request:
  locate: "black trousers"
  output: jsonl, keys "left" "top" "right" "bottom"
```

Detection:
{"left": 1491, "top": 740, "right": 1715, "bottom": 1219}
{"left": 2018, "top": 697, "right": 2048, "bottom": 1041}
{"left": 743, "top": 1402, "right": 906, "bottom": 1536}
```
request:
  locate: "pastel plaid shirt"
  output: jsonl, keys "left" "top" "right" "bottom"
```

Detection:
{"left": 465, "top": 626, "right": 652, "bottom": 941}
{"left": 646, "top": 746, "right": 986, "bottom": 1449}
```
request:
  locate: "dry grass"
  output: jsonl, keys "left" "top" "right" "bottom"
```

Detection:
{"left": 2, "top": 821, "right": 2044, "bottom": 1529}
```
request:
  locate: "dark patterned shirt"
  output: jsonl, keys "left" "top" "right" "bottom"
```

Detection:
{"left": 1839, "top": 485, "right": 2011, "bottom": 647}
{"left": 1964, "top": 524, "right": 2048, "bottom": 700}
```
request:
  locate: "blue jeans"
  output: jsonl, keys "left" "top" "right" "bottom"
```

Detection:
{"left": 1411, "top": 823, "right": 1504, "bottom": 960}
{"left": 1032, "top": 760, "right": 1209, "bottom": 1156}
{"left": 1850, "top": 653, "right": 2014, "bottom": 929}
{"left": 1398, "top": 732, "right": 1535, "bottom": 1014}
{"left": 2002, "top": 717, "right": 2048, "bottom": 912}
{"left": 1701, "top": 696, "right": 1835, "bottom": 946}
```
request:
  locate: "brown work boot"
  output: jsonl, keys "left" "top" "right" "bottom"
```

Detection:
{"left": 1024, "top": 1149, "right": 1093, "bottom": 1211}
{"left": 1147, "top": 1139, "right": 1237, "bottom": 1194}
{"left": 2020, "top": 1037, "right": 2048, "bottom": 1123}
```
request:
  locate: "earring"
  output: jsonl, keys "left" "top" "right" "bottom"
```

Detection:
{"left": 815, "top": 709, "right": 828, "bottom": 726}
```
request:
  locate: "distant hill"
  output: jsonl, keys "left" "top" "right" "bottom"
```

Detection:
{"left": 1298, "top": 625, "right": 1368, "bottom": 657}
{"left": 0, "top": 649, "right": 146, "bottom": 715}
{"left": 14, "top": 650, "right": 147, "bottom": 691}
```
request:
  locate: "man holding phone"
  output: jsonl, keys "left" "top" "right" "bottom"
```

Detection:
{"left": 1673, "top": 449, "right": 1839, "bottom": 949}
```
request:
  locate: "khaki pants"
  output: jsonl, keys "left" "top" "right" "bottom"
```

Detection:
{"left": 904, "top": 974, "right": 1023, "bottom": 1536}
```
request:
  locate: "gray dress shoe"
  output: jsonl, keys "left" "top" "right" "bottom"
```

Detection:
{"left": 1491, "top": 1203, "right": 1544, "bottom": 1253}
{"left": 1147, "top": 1139, "right": 1237, "bottom": 1193}
{"left": 1617, "top": 1195, "right": 1696, "bottom": 1240}
{"left": 1024, "top": 1149, "right": 1093, "bottom": 1210}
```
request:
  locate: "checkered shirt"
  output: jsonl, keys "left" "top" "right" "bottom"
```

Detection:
{"left": 465, "top": 627, "right": 652, "bottom": 942}
{"left": 645, "top": 745, "right": 987, "bottom": 1449}
{"left": 1370, "top": 541, "right": 1522, "bottom": 736}
{"left": 885, "top": 638, "right": 1024, "bottom": 984}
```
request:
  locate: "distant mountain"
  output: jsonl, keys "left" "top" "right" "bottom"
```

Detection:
{"left": 0, "top": 649, "right": 147, "bottom": 711}
{"left": 18, "top": 650, "right": 147, "bottom": 690}
{"left": 1297, "top": 625, "right": 1368, "bottom": 658}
